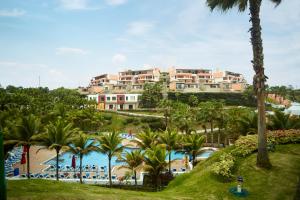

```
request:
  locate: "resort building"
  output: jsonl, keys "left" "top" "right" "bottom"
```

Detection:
{"left": 117, "top": 68, "right": 161, "bottom": 93}
{"left": 88, "top": 74, "right": 118, "bottom": 94}
{"left": 169, "top": 67, "right": 214, "bottom": 92}
{"left": 87, "top": 93, "right": 141, "bottom": 110}
{"left": 82, "top": 67, "right": 247, "bottom": 94}
{"left": 212, "top": 70, "right": 247, "bottom": 92}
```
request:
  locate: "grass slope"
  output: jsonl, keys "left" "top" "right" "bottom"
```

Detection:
{"left": 8, "top": 144, "right": 300, "bottom": 200}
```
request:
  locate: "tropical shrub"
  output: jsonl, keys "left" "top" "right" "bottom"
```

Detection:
{"left": 211, "top": 153, "right": 235, "bottom": 180}
{"left": 168, "top": 92, "right": 256, "bottom": 107}
{"left": 268, "top": 129, "right": 300, "bottom": 144}
{"left": 231, "top": 135, "right": 258, "bottom": 157}
{"left": 232, "top": 129, "right": 300, "bottom": 157}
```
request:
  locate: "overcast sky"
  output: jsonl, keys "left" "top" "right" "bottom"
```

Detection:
{"left": 0, "top": 0, "right": 299, "bottom": 89}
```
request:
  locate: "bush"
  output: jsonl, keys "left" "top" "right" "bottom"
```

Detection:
{"left": 167, "top": 92, "right": 256, "bottom": 107}
{"left": 231, "top": 129, "right": 300, "bottom": 157}
{"left": 268, "top": 129, "right": 300, "bottom": 144}
{"left": 231, "top": 135, "right": 258, "bottom": 157}
{"left": 211, "top": 153, "right": 235, "bottom": 180}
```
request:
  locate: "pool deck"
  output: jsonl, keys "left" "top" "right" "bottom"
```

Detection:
{"left": 11, "top": 144, "right": 215, "bottom": 179}
{"left": 13, "top": 146, "right": 56, "bottom": 174}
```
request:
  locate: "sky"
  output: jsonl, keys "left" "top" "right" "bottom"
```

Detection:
{"left": 0, "top": 0, "right": 299, "bottom": 89}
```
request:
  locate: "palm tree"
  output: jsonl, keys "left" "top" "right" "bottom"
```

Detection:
{"left": 97, "top": 132, "right": 123, "bottom": 187}
{"left": 237, "top": 111, "right": 258, "bottom": 135}
{"left": 4, "top": 114, "right": 41, "bottom": 179}
{"left": 144, "top": 145, "right": 167, "bottom": 190}
{"left": 36, "top": 119, "right": 77, "bottom": 180}
{"left": 67, "top": 133, "right": 97, "bottom": 184}
{"left": 134, "top": 128, "right": 158, "bottom": 150}
{"left": 121, "top": 150, "right": 144, "bottom": 187}
{"left": 171, "top": 102, "right": 196, "bottom": 134}
{"left": 182, "top": 133, "right": 205, "bottom": 168}
{"left": 198, "top": 101, "right": 218, "bottom": 146}
{"left": 158, "top": 130, "right": 179, "bottom": 174}
{"left": 268, "top": 110, "right": 300, "bottom": 130}
{"left": 158, "top": 99, "right": 173, "bottom": 129}
{"left": 206, "top": 0, "right": 282, "bottom": 168}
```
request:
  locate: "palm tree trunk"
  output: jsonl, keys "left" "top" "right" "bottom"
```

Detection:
{"left": 108, "top": 156, "right": 112, "bottom": 187}
{"left": 210, "top": 121, "right": 213, "bottom": 147}
{"left": 165, "top": 114, "right": 168, "bottom": 129}
{"left": 80, "top": 154, "right": 83, "bottom": 184}
{"left": 134, "top": 170, "right": 137, "bottom": 188}
{"left": 56, "top": 149, "right": 59, "bottom": 181}
{"left": 168, "top": 151, "right": 171, "bottom": 174}
{"left": 26, "top": 145, "right": 30, "bottom": 179}
{"left": 218, "top": 129, "right": 221, "bottom": 147}
{"left": 192, "top": 152, "right": 196, "bottom": 168}
{"left": 249, "top": 0, "right": 271, "bottom": 169}
{"left": 204, "top": 126, "right": 208, "bottom": 144}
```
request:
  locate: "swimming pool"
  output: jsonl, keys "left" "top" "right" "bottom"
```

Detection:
{"left": 44, "top": 148, "right": 186, "bottom": 169}
{"left": 44, "top": 148, "right": 214, "bottom": 170}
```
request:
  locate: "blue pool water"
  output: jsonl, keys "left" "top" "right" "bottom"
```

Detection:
{"left": 44, "top": 136, "right": 215, "bottom": 169}
{"left": 45, "top": 149, "right": 214, "bottom": 169}
{"left": 198, "top": 150, "right": 214, "bottom": 158}
{"left": 45, "top": 148, "right": 185, "bottom": 168}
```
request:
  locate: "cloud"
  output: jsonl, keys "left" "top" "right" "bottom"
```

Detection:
{"left": 106, "top": 0, "right": 127, "bottom": 6}
{"left": 58, "top": 0, "right": 100, "bottom": 10}
{"left": 112, "top": 53, "right": 127, "bottom": 65}
{"left": 127, "top": 21, "right": 155, "bottom": 36}
{"left": 0, "top": 8, "right": 26, "bottom": 17}
{"left": 56, "top": 47, "right": 88, "bottom": 55}
{"left": 0, "top": 61, "right": 72, "bottom": 89}
{"left": 177, "top": 1, "right": 208, "bottom": 34}
{"left": 0, "top": 61, "right": 47, "bottom": 69}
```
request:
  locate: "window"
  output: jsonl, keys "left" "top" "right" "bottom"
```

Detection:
{"left": 101, "top": 97, "right": 105, "bottom": 101}
{"left": 126, "top": 96, "right": 128, "bottom": 101}
{"left": 130, "top": 96, "right": 135, "bottom": 101}
{"left": 107, "top": 97, "right": 111, "bottom": 101}
{"left": 109, "top": 105, "right": 113, "bottom": 110}
{"left": 119, "top": 97, "right": 124, "bottom": 101}
{"left": 112, "top": 97, "right": 116, "bottom": 101}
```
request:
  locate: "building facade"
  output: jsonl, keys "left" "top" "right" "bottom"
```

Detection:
{"left": 88, "top": 93, "right": 141, "bottom": 110}
{"left": 82, "top": 67, "right": 247, "bottom": 95}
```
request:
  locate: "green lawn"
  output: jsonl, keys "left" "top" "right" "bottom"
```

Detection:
{"left": 8, "top": 144, "right": 300, "bottom": 200}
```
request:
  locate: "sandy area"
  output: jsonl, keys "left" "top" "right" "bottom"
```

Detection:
{"left": 13, "top": 146, "right": 56, "bottom": 174}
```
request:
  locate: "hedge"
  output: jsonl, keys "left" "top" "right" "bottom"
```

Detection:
{"left": 167, "top": 92, "right": 256, "bottom": 107}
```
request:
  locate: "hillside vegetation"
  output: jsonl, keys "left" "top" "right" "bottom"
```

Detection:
{"left": 8, "top": 144, "right": 300, "bottom": 200}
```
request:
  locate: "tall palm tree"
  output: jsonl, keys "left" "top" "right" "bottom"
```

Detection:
{"left": 182, "top": 133, "right": 205, "bottom": 168}
{"left": 158, "top": 130, "right": 179, "bottom": 174}
{"left": 158, "top": 99, "right": 173, "bottom": 129}
{"left": 4, "top": 114, "right": 41, "bottom": 179}
{"left": 198, "top": 101, "right": 218, "bottom": 146}
{"left": 171, "top": 102, "right": 196, "bottom": 134}
{"left": 206, "top": 0, "right": 282, "bottom": 168}
{"left": 67, "top": 133, "right": 97, "bottom": 184}
{"left": 134, "top": 128, "right": 158, "bottom": 150}
{"left": 121, "top": 150, "right": 144, "bottom": 187}
{"left": 144, "top": 145, "right": 167, "bottom": 190}
{"left": 97, "top": 132, "right": 123, "bottom": 187}
{"left": 36, "top": 119, "right": 77, "bottom": 180}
